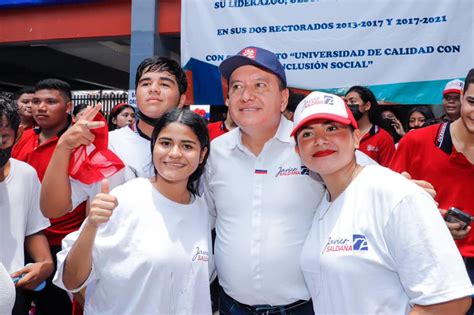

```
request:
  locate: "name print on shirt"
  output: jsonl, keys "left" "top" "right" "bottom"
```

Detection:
{"left": 192, "top": 246, "right": 209, "bottom": 262}
{"left": 275, "top": 166, "right": 310, "bottom": 177}
{"left": 322, "top": 235, "right": 369, "bottom": 253}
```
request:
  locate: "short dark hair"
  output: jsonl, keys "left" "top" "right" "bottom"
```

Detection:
{"left": 0, "top": 93, "right": 20, "bottom": 136}
{"left": 150, "top": 109, "right": 210, "bottom": 197}
{"left": 72, "top": 103, "right": 89, "bottom": 117}
{"left": 463, "top": 69, "right": 474, "bottom": 94}
{"left": 135, "top": 56, "right": 187, "bottom": 95}
{"left": 13, "top": 86, "right": 35, "bottom": 101}
{"left": 35, "top": 78, "right": 72, "bottom": 102}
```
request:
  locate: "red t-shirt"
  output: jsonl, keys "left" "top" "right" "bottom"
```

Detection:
{"left": 207, "top": 120, "right": 228, "bottom": 141}
{"left": 359, "top": 125, "right": 395, "bottom": 167}
{"left": 390, "top": 122, "right": 474, "bottom": 256}
{"left": 12, "top": 128, "right": 86, "bottom": 246}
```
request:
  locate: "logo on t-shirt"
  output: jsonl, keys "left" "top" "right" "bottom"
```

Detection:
{"left": 192, "top": 246, "right": 209, "bottom": 262}
{"left": 275, "top": 166, "right": 310, "bottom": 177}
{"left": 352, "top": 234, "right": 368, "bottom": 251}
{"left": 323, "top": 234, "right": 369, "bottom": 253}
{"left": 366, "top": 144, "right": 379, "bottom": 152}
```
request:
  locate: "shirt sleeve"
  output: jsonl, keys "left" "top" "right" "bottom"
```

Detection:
{"left": 25, "top": 172, "right": 51, "bottom": 236}
{"left": 71, "top": 178, "right": 93, "bottom": 210}
{"left": 389, "top": 135, "right": 413, "bottom": 173}
{"left": 201, "top": 163, "right": 216, "bottom": 229}
{"left": 384, "top": 192, "right": 473, "bottom": 305}
{"left": 53, "top": 229, "right": 97, "bottom": 293}
{"left": 378, "top": 132, "right": 396, "bottom": 167}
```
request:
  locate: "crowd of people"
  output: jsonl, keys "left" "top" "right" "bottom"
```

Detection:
{"left": 1, "top": 45, "right": 473, "bottom": 315}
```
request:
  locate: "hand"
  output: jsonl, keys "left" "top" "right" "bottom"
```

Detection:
{"left": 391, "top": 119, "right": 406, "bottom": 137}
{"left": 401, "top": 171, "right": 437, "bottom": 199}
{"left": 57, "top": 103, "right": 105, "bottom": 151}
{"left": 10, "top": 261, "right": 53, "bottom": 290}
{"left": 439, "top": 208, "right": 471, "bottom": 240}
{"left": 87, "top": 179, "right": 118, "bottom": 228}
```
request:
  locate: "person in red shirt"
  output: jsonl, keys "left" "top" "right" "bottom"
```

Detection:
{"left": 345, "top": 86, "right": 395, "bottom": 166}
{"left": 207, "top": 107, "right": 237, "bottom": 141}
{"left": 13, "top": 86, "right": 35, "bottom": 131}
{"left": 440, "top": 79, "right": 464, "bottom": 122}
{"left": 12, "top": 78, "right": 86, "bottom": 315}
{"left": 390, "top": 68, "right": 474, "bottom": 313}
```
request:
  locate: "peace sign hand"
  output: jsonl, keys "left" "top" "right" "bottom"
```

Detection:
{"left": 58, "top": 103, "right": 105, "bottom": 151}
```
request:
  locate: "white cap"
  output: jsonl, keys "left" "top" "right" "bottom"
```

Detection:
{"left": 291, "top": 91, "right": 358, "bottom": 137}
{"left": 443, "top": 79, "right": 464, "bottom": 95}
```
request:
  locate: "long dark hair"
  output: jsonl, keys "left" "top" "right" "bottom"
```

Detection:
{"left": 150, "top": 109, "right": 210, "bottom": 196}
{"left": 346, "top": 86, "right": 391, "bottom": 132}
{"left": 408, "top": 106, "right": 435, "bottom": 121}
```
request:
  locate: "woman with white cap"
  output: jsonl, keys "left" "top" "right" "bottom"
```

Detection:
{"left": 291, "top": 91, "right": 472, "bottom": 314}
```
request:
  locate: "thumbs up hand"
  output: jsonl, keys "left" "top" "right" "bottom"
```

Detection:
{"left": 88, "top": 179, "right": 118, "bottom": 228}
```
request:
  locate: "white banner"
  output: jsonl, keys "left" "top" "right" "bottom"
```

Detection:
{"left": 181, "top": 0, "right": 473, "bottom": 104}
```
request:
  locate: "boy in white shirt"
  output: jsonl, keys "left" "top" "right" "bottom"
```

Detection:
{"left": 0, "top": 93, "right": 52, "bottom": 315}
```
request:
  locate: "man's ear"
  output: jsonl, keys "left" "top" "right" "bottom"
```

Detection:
{"left": 66, "top": 101, "right": 73, "bottom": 115}
{"left": 177, "top": 94, "right": 186, "bottom": 109}
{"left": 280, "top": 88, "right": 289, "bottom": 112}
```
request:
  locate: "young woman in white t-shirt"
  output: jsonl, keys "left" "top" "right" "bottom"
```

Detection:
{"left": 291, "top": 91, "right": 472, "bottom": 315}
{"left": 55, "top": 109, "right": 214, "bottom": 314}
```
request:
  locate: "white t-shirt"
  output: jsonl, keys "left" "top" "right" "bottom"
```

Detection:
{"left": 55, "top": 178, "right": 214, "bottom": 315}
{"left": 300, "top": 165, "right": 473, "bottom": 314}
{"left": 71, "top": 126, "right": 153, "bottom": 208}
{"left": 0, "top": 159, "right": 50, "bottom": 273}
{"left": 0, "top": 263, "right": 14, "bottom": 315}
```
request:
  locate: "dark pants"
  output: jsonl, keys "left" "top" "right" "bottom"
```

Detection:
{"left": 13, "top": 245, "right": 72, "bottom": 315}
{"left": 464, "top": 258, "right": 474, "bottom": 315}
{"left": 219, "top": 287, "right": 314, "bottom": 315}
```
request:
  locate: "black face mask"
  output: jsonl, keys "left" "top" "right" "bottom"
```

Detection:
{"left": 348, "top": 104, "right": 364, "bottom": 121}
{"left": 0, "top": 146, "right": 12, "bottom": 169}
{"left": 137, "top": 111, "right": 160, "bottom": 126}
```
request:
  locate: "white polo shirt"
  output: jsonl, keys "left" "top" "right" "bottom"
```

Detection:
{"left": 0, "top": 159, "right": 50, "bottom": 273}
{"left": 203, "top": 117, "right": 326, "bottom": 305}
{"left": 71, "top": 125, "right": 153, "bottom": 208}
{"left": 301, "top": 165, "right": 473, "bottom": 314}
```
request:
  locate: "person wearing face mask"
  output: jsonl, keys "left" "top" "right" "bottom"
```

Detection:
{"left": 345, "top": 86, "right": 395, "bottom": 166}
{"left": 0, "top": 94, "right": 53, "bottom": 315}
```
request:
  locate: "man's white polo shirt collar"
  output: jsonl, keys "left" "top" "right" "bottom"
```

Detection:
{"left": 225, "top": 116, "right": 293, "bottom": 152}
